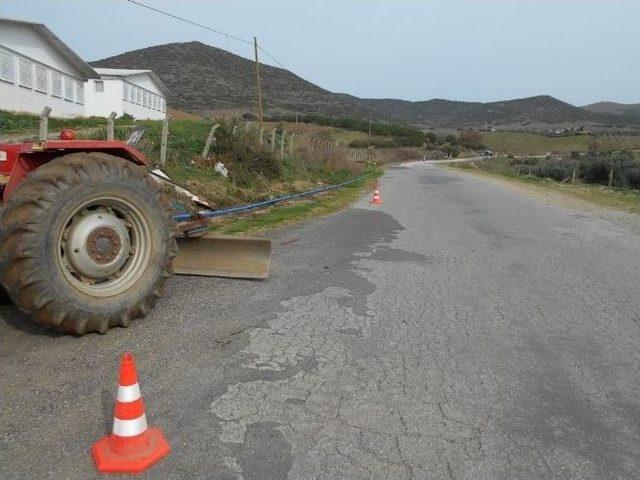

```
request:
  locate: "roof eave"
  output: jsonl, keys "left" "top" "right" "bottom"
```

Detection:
{"left": 32, "top": 24, "right": 99, "bottom": 79}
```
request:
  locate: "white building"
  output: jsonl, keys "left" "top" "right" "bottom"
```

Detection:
{"left": 0, "top": 17, "right": 98, "bottom": 117}
{"left": 85, "top": 68, "right": 169, "bottom": 120}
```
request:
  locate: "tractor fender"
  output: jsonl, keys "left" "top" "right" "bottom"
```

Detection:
{"left": 2, "top": 141, "right": 150, "bottom": 202}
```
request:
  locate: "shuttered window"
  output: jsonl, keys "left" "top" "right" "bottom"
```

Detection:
{"left": 0, "top": 49, "right": 15, "bottom": 83}
{"left": 64, "top": 76, "right": 74, "bottom": 101}
{"left": 123, "top": 83, "right": 129, "bottom": 101}
{"left": 51, "top": 71, "right": 62, "bottom": 97}
{"left": 35, "top": 65, "right": 48, "bottom": 93}
{"left": 76, "top": 81, "right": 84, "bottom": 104}
{"left": 136, "top": 88, "right": 141, "bottom": 105}
{"left": 143, "top": 91, "right": 149, "bottom": 107}
{"left": 18, "top": 57, "right": 33, "bottom": 88}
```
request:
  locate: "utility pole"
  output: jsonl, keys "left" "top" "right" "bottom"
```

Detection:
{"left": 253, "top": 36, "right": 264, "bottom": 129}
{"left": 367, "top": 116, "right": 372, "bottom": 162}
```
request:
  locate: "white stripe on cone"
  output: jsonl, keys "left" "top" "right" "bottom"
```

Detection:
{"left": 116, "top": 383, "right": 141, "bottom": 403}
{"left": 113, "top": 414, "right": 148, "bottom": 437}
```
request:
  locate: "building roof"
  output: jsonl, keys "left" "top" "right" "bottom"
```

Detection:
{"left": 0, "top": 17, "right": 99, "bottom": 79}
{"left": 94, "top": 68, "right": 171, "bottom": 96}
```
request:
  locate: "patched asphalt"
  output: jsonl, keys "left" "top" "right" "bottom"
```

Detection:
{"left": 1, "top": 163, "right": 639, "bottom": 479}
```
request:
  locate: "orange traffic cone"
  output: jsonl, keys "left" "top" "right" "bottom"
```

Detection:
{"left": 371, "top": 188, "right": 383, "bottom": 205}
{"left": 92, "top": 353, "right": 170, "bottom": 474}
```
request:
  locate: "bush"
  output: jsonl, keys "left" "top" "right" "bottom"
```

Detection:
{"left": 506, "top": 151, "right": 640, "bottom": 189}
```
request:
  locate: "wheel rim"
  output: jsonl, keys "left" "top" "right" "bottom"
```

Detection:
{"left": 56, "top": 196, "right": 152, "bottom": 297}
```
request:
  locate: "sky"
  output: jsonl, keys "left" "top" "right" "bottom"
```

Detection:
{"left": 2, "top": 0, "right": 639, "bottom": 106}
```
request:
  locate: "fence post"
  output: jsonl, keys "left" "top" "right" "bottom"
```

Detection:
{"left": 271, "top": 129, "right": 277, "bottom": 150}
{"left": 39, "top": 106, "right": 52, "bottom": 140}
{"left": 280, "top": 131, "right": 286, "bottom": 158}
{"left": 160, "top": 116, "right": 170, "bottom": 166}
{"left": 571, "top": 167, "right": 577, "bottom": 184}
{"left": 289, "top": 133, "right": 295, "bottom": 154}
{"left": 259, "top": 127, "right": 264, "bottom": 146}
{"left": 202, "top": 123, "right": 220, "bottom": 159}
{"left": 107, "top": 111, "right": 117, "bottom": 141}
{"left": 608, "top": 168, "right": 614, "bottom": 187}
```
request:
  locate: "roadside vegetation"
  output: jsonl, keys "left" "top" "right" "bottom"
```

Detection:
{"left": 260, "top": 113, "right": 426, "bottom": 148}
{"left": 449, "top": 152, "right": 640, "bottom": 214}
{"left": 1, "top": 109, "right": 387, "bottom": 228}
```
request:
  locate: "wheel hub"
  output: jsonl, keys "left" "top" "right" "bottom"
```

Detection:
{"left": 64, "top": 210, "right": 131, "bottom": 280}
{"left": 87, "top": 227, "right": 122, "bottom": 264}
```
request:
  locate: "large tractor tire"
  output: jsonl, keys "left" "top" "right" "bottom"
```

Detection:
{"left": 0, "top": 153, "right": 177, "bottom": 335}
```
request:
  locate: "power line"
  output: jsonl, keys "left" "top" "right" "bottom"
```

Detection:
{"left": 123, "top": 0, "right": 286, "bottom": 69}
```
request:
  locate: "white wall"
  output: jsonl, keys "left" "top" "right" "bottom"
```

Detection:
{"left": 84, "top": 78, "right": 123, "bottom": 118}
{"left": 85, "top": 75, "right": 166, "bottom": 120}
{"left": 0, "top": 25, "right": 86, "bottom": 118}
{"left": 127, "top": 73, "right": 163, "bottom": 95}
{"left": 120, "top": 75, "right": 166, "bottom": 120}
{"left": 0, "top": 22, "right": 77, "bottom": 75}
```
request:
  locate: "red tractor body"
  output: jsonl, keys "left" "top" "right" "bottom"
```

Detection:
{"left": 1, "top": 134, "right": 149, "bottom": 202}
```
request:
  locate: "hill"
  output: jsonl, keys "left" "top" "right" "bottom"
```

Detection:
{"left": 582, "top": 101, "right": 640, "bottom": 119}
{"left": 92, "top": 41, "right": 631, "bottom": 129}
{"left": 91, "top": 41, "right": 365, "bottom": 118}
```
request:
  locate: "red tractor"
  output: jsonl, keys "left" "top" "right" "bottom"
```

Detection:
{"left": 0, "top": 130, "right": 270, "bottom": 335}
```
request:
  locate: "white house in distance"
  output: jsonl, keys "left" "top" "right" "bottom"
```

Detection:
{"left": 0, "top": 17, "right": 99, "bottom": 117}
{"left": 85, "top": 68, "right": 169, "bottom": 120}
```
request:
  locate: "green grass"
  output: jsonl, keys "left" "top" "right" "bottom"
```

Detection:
{"left": 449, "top": 163, "right": 640, "bottom": 214}
{"left": 481, "top": 131, "right": 590, "bottom": 156}
{"left": 212, "top": 171, "right": 382, "bottom": 235}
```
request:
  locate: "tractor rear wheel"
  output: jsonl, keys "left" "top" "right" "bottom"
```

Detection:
{"left": 0, "top": 152, "right": 177, "bottom": 335}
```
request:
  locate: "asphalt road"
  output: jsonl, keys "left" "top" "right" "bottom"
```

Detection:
{"left": 1, "top": 163, "right": 639, "bottom": 480}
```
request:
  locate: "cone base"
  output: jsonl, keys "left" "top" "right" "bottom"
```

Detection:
{"left": 92, "top": 428, "right": 170, "bottom": 474}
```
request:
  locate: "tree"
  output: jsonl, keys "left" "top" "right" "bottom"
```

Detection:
{"left": 441, "top": 143, "right": 460, "bottom": 158}
{"left": 425, "top": 132, "right": 437, "bottom": 144}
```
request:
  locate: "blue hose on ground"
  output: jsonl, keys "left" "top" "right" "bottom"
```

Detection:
{"left": 173, "top": 171, "right": 376, "bottom": 222}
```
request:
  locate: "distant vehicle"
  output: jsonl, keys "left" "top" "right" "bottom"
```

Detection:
{"left": 481, "top": 150, "right": 496, "bottom": 157}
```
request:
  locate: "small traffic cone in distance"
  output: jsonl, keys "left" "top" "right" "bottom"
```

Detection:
{"left": 371, "top": 187, "right": 383, "bottom": 205}
{"left": 92, "top": 353, "right": 170, "bottom": 474}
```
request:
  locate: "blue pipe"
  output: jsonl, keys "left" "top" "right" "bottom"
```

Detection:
{"left": 173, "top": 172, "right": 376, "bottom": 222}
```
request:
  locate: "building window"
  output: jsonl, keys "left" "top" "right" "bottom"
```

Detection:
{"left": 0, "top": 49, "right": 15, "bottom": 84}
{"left": 160, "top": 98, "right": 165, "bottom": 112}
{"left": 94, "top": 80, "right": 104, "bottom": 92}
{"left": 123, "top": 83, "right": 129, "bottom": 101}
{"left": 64, "top": 76, "right": 74, "bottom": 102}
{"left": 152, "top": 95, "right": 158, "bottom": 110}
{"left": 35, "top": 65, "right": 48, "bottom": 93}
{"left": 18, "top": 57, "right": 33, "bottom": 88}
{"left": 76, "top": 81, "right": 84, "bottom": 104}
{"left": 136, "top": 88, "right": 141, "bottom": 105}
{"left": 51, "top": 71, "right": 62, "bottom": 97}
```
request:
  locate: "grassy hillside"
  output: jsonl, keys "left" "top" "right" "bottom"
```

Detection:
{"left": 481, "top": 131, "right": 591, "bottom": 155}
